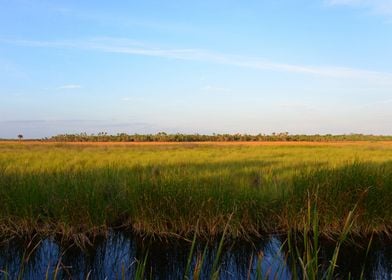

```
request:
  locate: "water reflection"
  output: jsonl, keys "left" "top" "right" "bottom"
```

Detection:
{"left": 0, "top": 231, "right": 390, "bottom": 279}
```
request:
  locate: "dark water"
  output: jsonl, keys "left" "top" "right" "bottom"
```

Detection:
{"left": 0, "top": 231, "right": 391, "bottom": 279}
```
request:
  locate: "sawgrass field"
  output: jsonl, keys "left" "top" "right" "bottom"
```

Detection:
{"left": 0, "top": 141, "right": 391, "bottom": 241}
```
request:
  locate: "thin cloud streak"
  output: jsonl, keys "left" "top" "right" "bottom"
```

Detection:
{"left": 201, "top": 85, "right": 232, "bottom": 92}
{"left": 325, "top": 0, "right": 392, "bottom": 16}
{"left": 57, "top": 84, "right": 82, "bottom": 90}
{"left": 4, "top": 37, "right": 392, "bottom": 84}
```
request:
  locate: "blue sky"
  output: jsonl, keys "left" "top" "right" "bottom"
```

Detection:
{"left": 0, "top": 0, "right": 391, "bottom": 138}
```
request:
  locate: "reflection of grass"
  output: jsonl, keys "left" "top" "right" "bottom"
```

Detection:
{"left": 0, "top": 142, "right": 391, "bottom": 241}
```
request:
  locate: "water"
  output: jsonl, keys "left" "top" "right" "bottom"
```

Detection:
{"left": 0, "top": 231, "right": 391, "bottom": 279}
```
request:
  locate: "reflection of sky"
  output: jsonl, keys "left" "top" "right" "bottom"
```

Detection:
{"left": 219, "top": 237, "right": 292, "bottom": 279}
{"left": 0, "top": 232, "right": 391, "bottom": 279}
{"left": 372, "top": 245, "right": 392, "bottom": 280}
{"left": 257, "top": 238, "right": 292, "bottom": 280}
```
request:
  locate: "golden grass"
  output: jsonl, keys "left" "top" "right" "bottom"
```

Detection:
{"left": 0, "top": 141, "right": 391, "bottom": 241}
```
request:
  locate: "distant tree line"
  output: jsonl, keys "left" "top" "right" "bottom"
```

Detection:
{"left": 45, "top": 132, "right": 392, "bottom": 142}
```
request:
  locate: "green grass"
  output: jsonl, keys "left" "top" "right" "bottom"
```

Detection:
{"left": 0, "top": 142, "right": 391, "bottom": 240}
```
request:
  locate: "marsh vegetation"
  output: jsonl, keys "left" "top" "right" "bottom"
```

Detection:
{"left": 0, "top": 141, "right": 391, "bottom": 239}
{"left": 0, "top": 141, "right": 391, "bottom": 278}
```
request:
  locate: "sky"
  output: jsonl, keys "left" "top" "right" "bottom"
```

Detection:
{"left": 0, "top": 0, "right": 391, "bottom": 138}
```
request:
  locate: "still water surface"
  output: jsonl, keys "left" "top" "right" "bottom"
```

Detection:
{"left": 0, "top": 231, "right": 391, "bottom": 279}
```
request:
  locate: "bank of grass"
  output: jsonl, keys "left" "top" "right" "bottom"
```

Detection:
{"left": 0, "top": 142, "right": 391, "bottom": 241}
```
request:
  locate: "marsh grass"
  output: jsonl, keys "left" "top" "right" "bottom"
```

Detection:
{"left": 0, "top": 142, "right": 391, "bottom": 241}
{"left": 284, "top": 190, "right": 361, "bottom": 280}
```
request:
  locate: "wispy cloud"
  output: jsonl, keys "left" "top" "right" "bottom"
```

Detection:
{"left": 3, "top": 37, "right": 392, "bottom": 85}
{"left": 201, "top": 85, "right": 232, "bottom": 93}
{"left": 325, "top": 0, "right": 392, "bottom": 17}
{"left": 57, "top": 84, "right": 82, "bottom": 90}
